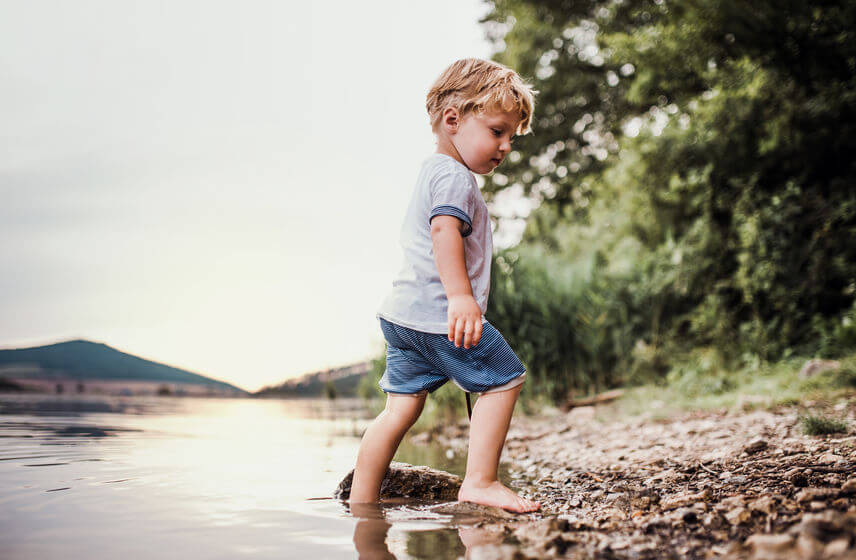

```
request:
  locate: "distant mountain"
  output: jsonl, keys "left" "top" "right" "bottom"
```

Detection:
{"left": 0, "top": 339, "right": 247, "bottom": 396}
{"left": 255, "top": 360, "right": 373, "bottom": 398}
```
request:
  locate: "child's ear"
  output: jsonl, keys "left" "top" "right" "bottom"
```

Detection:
{"left": 442, "top": 107, "right": 459, "bottom": 134}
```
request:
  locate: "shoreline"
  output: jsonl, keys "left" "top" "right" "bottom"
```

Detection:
{"left": 417, "top": 395, "right": 856, "bottom": 558}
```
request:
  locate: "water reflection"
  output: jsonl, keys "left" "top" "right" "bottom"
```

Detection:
{"left": 348, "top": 500, "right": 509, "bottom": 559}
{"left": 0, "top": 394, "right": 519, "bottom": 559}
{"left": 351, "top": 502, "right": 396, "bottom": 559}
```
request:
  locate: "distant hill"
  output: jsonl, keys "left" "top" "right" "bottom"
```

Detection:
{"left": 0, "top": 339, "right": 247, "bottom": 396}
{"left": 255, "top": 360, "right": 373, "bottom": 398}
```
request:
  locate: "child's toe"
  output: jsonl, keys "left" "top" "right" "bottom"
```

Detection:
{"left": 517, "top": 496, "right": 537, "bottom": 513}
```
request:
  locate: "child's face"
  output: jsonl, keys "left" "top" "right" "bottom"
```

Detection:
{"left": 450, "top": 109, "right": 519, "bottom": 175}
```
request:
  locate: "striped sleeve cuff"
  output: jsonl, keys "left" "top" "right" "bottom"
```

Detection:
{"left": 429, "top": 205, "right": 473, "bottom": 237}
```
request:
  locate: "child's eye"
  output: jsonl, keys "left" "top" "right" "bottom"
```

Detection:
{"left": 492, "top": 129, "right": 502, "bottom": 136}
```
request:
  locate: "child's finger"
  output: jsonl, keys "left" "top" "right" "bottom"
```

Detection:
{"left": 454, "top": 317, "right": 466, "bottom": 347}
{"left": 463, "top": 319, "right": 473, "bottom": 349}
{"left": 473, "top": 319, "right": 483, "bottom": 346}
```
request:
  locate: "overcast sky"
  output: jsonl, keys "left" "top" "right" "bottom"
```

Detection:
{"left": 0, "top": 0, "right": 537, "bottom": 392}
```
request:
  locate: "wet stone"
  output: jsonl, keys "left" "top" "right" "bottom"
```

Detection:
{"left": 334, "top": 461, "right": 461, "bottom": 501}
{"left": 429, "top": 501, "right": 521, "bottom": 522}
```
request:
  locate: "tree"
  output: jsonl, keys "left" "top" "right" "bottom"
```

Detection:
{"left": 324, "top": 379, "right": 337, "bottom": 400}
{"left": 482, "top": 0, "right": 856, "bottom": 398}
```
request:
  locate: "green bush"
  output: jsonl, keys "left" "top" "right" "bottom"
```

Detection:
{"left": 664, "top": 347, "right": 736, "bottom": 399}
{"left": 797, "top": 365, "right": 856, "bottom": 392}
{"left": 799, "top": 414, "right": 849, "bottom": 436}
{"left": 475, "top": 0, "right": 856, "bottom": 403}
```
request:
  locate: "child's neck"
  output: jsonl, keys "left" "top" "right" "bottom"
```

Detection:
{"left": 435, "top": 135, "right": 468, "bottom": 170}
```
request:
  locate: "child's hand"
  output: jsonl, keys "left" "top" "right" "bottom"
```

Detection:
{"left": 447, "top": 294, "right": 483, "bottom": 349}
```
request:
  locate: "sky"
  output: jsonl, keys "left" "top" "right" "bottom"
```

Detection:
{"left": 0, "top": 0, "right": 534, "bottom": 393}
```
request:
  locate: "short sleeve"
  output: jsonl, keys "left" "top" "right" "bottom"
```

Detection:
{"left": 428, "top": 171, "right": 474, "bottom": 237}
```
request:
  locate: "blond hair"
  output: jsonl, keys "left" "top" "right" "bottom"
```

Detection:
{"left": 426, "top": 58, "right": 536, "bottom": 135}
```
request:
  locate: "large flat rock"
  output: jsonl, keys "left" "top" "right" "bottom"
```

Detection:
{"left": 335, "top": 461, "right": 462, "bottom": 501}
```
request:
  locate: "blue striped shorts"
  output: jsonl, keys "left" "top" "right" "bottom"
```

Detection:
{"left": 377, "top": 317, "right": 526, "bottom": 395}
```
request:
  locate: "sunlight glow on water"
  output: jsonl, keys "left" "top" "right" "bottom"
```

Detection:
{"left": 0, "top": 394, "right": 502, "bottom": 559}
{"left": 1, "top": 395, "right": 369, "bottom": 559}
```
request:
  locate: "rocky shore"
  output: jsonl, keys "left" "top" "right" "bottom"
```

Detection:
{"left": 414, "top": 398, "right": 856, "bottom": 559}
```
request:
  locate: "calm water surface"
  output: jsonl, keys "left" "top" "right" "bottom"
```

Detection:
{"left": 0, "top": 394, "right": 508, "bottom": 559}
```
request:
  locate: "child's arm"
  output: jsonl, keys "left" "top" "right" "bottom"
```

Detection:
{"left": 430, "top": 215, "right": 483, "bottom": 349}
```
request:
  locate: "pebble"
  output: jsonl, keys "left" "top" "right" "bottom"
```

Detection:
{"left": 416, "top": 399, "right": 856, "bottom": 558}
{"left": 660, "top": 489, "right": 711, "bottom": 511}
{"left": 718, "top": 495, "right": 747, "bottom": 509}
{"left": 826, "top": 537, "right": 851, "bottom": 556}
{"left": 748, "top": 495, "right": 776, "bottom": 515}
{"left": 724, "top": 506, "right": 751, "bottom": 525}
{"left": 817, "top": 451, "right": 846, "bottom": 464}
{"left": 783, "top": 467, "right": 803, "bottom": 479}
{"left": 795, "top": 488, "right": 838, "bottom": 503}
{"left": 744, "top": 438, "right": 768, "bottom": 454}
{"left": 702, "top": 511, "right": 725, "bottom": 529}
{"left": 724, "top": 474, "right": 748, "bottom": 484}
{"left": 744, "top": 533, "right": 795, "bottom": 559}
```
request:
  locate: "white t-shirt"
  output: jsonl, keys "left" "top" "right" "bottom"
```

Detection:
{"left": 377, "top": 153, "right": 493, "bottom": 334}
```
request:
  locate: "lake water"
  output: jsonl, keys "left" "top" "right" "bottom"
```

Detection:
{"left": 0, "top": 394, "right": 513, "bottom": 559}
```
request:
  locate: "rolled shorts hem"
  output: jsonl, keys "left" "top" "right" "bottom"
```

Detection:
{"left": 381, "top": 388, "right": 430, "bottom": 396}
{"left": 473, "top": 372, "right": 526, "bottom": 394}
{"left": 381, "top": 372, "right": 526, "bottom": 396}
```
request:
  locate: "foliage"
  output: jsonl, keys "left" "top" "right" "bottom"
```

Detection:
{"left": 797, "top": 363, "right": 856, "bottom": 392}
{"left": 799, "top": 413, "right": 849, "bottom": 436}
{"left": 357, "top": 352, "right": 388, "bottom": 401}
{"left": 323, "top": 380, "right": 337, "bottom": 400}
{"left": 480, "top": 0, "right": 856, "bottom": 400}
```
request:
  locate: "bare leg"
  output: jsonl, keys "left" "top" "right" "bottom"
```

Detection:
{"left": 349, "top": 392, "right": 426, "bottom": 503}
{"left": 457, "top": 384, "right": 540, "bottom": 513}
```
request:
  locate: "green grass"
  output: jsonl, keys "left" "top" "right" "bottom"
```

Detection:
{"left": 798, "top": 413, "right": 850, "bottom": 435}
{"left": 599, "top": 349, "right": 856, "bottom": 424}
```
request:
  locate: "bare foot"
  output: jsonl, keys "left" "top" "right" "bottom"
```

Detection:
{"left": 457, "top": 478, "right": 541, "bottom": 513}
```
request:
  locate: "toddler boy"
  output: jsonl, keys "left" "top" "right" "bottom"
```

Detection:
{"left": 349, "top": 58, "right": 539, "bottom": 513}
